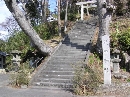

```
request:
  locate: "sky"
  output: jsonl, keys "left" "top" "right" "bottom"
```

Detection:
{"left": 0, "top": 1, "right": 11, "bottom": 39}
{"left": 0, "top": 0, "right": 57, "bottom": 39}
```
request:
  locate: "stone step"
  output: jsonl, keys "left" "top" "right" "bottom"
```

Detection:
{"left": 51, "top": 55, "right": 85, "bottom": 60}
{"left": 56, "top": 50, "right": 86, "bottom": 53}
{"left": 65, "top": 35, "right": 90, "bottom": 38}
{"left": 71, "top": 31, "right": 92, "bottom": 35}
{"left": 60, "top": 49, "right": 87, "bottom": 52}
{"left": 48, "top": 59, "right": 84, "bottom": 63}
{"left": 54, "top": 54, "right": 86, "bottom": 57}
{"left": 60, "top": 43, "right": 89, "bottom": 47}
{"left": 35, "top": 78, "right": 73, "bottom": 84}
{"left": 31, "top": 85, "right": 73, "bottom": 90}
{"left": 41, "top": 71, "right": 75, "bottom": 75}
{"left": 64, "top": 36, "right": 91, "bottom": 40}
{"left": 69, "top": 32, "right": 92, "bottom": 35}
{"left": 49, "top": 59, "right": 84, "bottom": 64}
{"left": 33, "top": 82, "right": 74, "bottom": 89}
{"left": 38, "top": 74, "right": 74, "bottom": 79}
{"left": 31, "top": 18, "right": 97, "bottom": 90}
{"left": 52, "top": 54, "right": 85, "bottom": 58}
{"left": 59, "top": 48, "right": 88, "bottom": 52}
{"left": 48, "top": 58, "right": 85, "bottom": 62}
{"left": 60, "top": 43, "right": 90, "bottom": 49}
{"left": 61, "top": 43, "right": 90, "bottom": 47}
{"left": 55, "top": 49, "right": 87, "bottom": 52}
{"left": 58, "top": 46, "right": 88, "bottom": 51}
{"left": 44, "top": 66, "right": 74, "bottom": 71}
{"left": 45, "top": 64, "right": 83, "bottom": 70}
{"left": 52, "top": 55, "right": 85, "bottom": 59}
{"left": 46, "top": 63, "right": 82, "bottom": 67}
{"left": 62, "top": 40, "right": 90, "bottom": 44}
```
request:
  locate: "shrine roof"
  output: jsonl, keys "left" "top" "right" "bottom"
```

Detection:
{"left": 0, "top": 51, "right": 6, "bottom": 56}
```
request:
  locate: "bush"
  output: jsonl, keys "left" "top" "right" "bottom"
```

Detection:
{"left": 111, "top": 28, "right": 130, "bottom": 52}
{"left": 114, "top": 0, "right": 128, "bottom": 16}
{"left": 68, "top": 13, "right": 76, "bottom": 21}
{"left": 10, "top": 62, "right": 34, "bottom": 87}
{"left": 35, "top": 24, "right": 51, "bottom": 40}
{"left": 118, "top": 29, "right": 130, "bottom": 51}
{"left": 110, "top": 32, "right": 119, "bottom": 50}
{"left": 60, "top": 11, "right": 65, "bottom": 20}
{"left": 35, "top": 22, "right": 58, "bottom": 40}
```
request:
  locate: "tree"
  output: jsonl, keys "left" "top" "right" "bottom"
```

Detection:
{"left": 64, "top": 0, "right": 68, "bottom": 32}
{"left": 41, "top": 0, "right": 47, "bottom": 23}
{"left": 97, "top": 0, "right": 115, "bottom": 85}
{"left": 57, "top": 0, "right": 61, "bottom": 36}
{"left": 97, "top": 0, "right": 114, "bottom": 54}
{"left": 25, "top": 0, "right": 40, "bottom": 26}
{"left": 4, "top": 0, "right": 52, "bottom": 55}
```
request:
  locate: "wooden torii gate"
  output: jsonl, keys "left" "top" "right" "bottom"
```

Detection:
{"left": 76, "top": 0, "right": 97, "bottom": 20}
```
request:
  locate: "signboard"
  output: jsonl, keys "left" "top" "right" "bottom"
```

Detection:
{"left": 102, "top": 35, "right": 111, "bottom": 85}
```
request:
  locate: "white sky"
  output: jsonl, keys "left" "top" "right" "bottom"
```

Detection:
{"left": 0, "top": 0, "right": 56, "bottom": 40}
{"left": 0, "top": 1, "right": 11, "bottom": 23}
{"left": 0, "top": 1, "right": 11, "bottom": 39}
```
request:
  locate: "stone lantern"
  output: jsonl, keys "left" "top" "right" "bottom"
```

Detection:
{"left": 11, "top": 50, "right": 22, "bottom": 71}
{"left": 112, "top": 49, "right": 121, "bottom": 73}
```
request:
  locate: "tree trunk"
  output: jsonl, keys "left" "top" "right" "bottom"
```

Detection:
{"left": 42, "top": 0, "right": 47, "bottom": 23}
{"left": 57, "top": 0, "right": 61, "bottom": 36}
{"left": 97, "top": 0, "right": 112, "bottom": 54}
{"left": 64, "top": 0, "right": 68, "bottom": 32}
{"left": 4, "top": 0, "right": 52, "bottom": 55}
{"left": 97, "top": 0, "right": 114, "bottom": 85}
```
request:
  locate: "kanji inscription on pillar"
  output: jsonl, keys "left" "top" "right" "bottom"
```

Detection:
{"left": 102, "top": 35, "right": 111, "bottom": 85}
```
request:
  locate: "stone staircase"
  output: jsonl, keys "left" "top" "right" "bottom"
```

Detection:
{"left": 31, "top": 17, "right": 98, "bottom": 90}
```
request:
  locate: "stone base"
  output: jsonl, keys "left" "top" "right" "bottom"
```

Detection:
{"left": 0, "top": 69, "right": 6, "bottom": 74}
{"left": 21, "top": 85, "right": 28, "bottom": 89}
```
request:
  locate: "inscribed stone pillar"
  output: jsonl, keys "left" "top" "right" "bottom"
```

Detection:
{"left": 102, "top": 35, "right": 111, "bottom": 85}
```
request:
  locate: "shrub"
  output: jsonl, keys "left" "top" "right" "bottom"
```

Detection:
{"left": 110, "top": 19, "right": 130, "bottom": 52}
{"left": 118, "top": 29, "right": 130, "bottom": 51}
{"left": 68, "top": 13, "right": 76, "bottom": 21}
{"left": 35, "top": 24, "right": 51, "bottom": 40}
{"left": 35, "top": 22, "right": 58, "bottom": 40}
{"left": 10, "top": 62, "right": 34, "bottom": 87}
{"left": 114, "top": 0, "right": 128, "bottom": 16}
{"left": 60, "top": 11, "right": 65, "bottom": 20}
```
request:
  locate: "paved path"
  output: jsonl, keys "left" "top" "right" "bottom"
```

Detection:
{"left": 0, "top": 86, "right": 115, "bottom": 97}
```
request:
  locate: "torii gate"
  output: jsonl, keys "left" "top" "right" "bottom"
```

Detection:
{"left": 76, "top": 0, "right": 97, "bottom": 20}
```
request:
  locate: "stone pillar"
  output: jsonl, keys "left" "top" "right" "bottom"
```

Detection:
{"left": 102, "top": 35, "right": 111, "bottom": 85}
{"left": 81, "top": 4, "right": 84, "bottom": 20}
{"left": 86, "top": 4, "right": 89, "bottom": 16}
{"left": 112, "top": 49, "right": 121, "bottom": 73}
